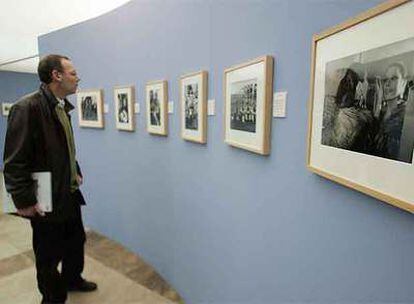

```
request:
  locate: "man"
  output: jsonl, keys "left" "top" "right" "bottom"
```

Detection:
{"left": 3, "top": 54, "right": 97, "bottom": 304}
{"left": 375, "top": 62, "right": 414, "bottom": 162}
{"left": 383, "top": 62, "right": 408, "bottom": 103}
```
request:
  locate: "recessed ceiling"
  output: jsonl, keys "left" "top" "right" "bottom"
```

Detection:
{"left": 0, "top": 0, "right": 131, "bottom": 74}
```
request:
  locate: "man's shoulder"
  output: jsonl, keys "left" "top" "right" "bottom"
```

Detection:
{"left": 11, "top": 90, "right": 48, "bottom": 116}
{"left": 14, "top": 90, "right": 42, "bottom": 107}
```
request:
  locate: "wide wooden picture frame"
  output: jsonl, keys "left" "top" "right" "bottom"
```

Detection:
{"left": 224, "top": 55, "right": 274, "bottom": 155}
{"left": 180, "top": 71, "right": 208, "bottom": 144}
{"left": 307, "top": 0, "right": 414, "bottom": 213}
{"left": 77, "top": 89, "right": 104, "bottom": 128}
{"left": 146, "top": 80, "right": 168, "bottom": 136}
{"left": 114, "top": 85, "right": 135, "bottom": 131}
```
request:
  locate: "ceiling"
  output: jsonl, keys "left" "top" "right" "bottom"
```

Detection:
{"left": 0, "top": 0, "right": 131, "bottom": 74}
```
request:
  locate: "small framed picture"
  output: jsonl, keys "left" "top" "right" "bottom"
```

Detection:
{"left": 224, "top": 55, "right": 274, "bottom": 155}
{"left": 114, "top": 85, "right": 135, "bottom": 131}
{"left": 180, "top": 71, "right": 208, "bottom": 144}
{"left": 307, "top": 0, "right": 414, "bottom": 212}
{"left": 2, "top": 103, "right": 13, "bottom": 116}
{"left": 146, "top": 80, "right": 168, "bottom": 136}
{"left": 77, "top": 89, "right": 104, "bottom": 128}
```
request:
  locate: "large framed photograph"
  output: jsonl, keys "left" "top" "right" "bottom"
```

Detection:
{"left": 146, "top": 80, "right": 168, "bottom": 136}
{"left": 77, "top": 89, "right": 104, "bottom": 128}
{"left": 114, "top": 85, "right": 135, "bottom": 131}
{"left": 224, "top": 56, "right": 274, "bottom": 155}
{"left": 180, "top": 71, "right": 208, "bottom": 143}
{"left": 307, "top": 0, "right": 414, "bottom": 213}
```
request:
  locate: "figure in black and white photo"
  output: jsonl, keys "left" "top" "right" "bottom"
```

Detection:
{"left": 149, "top": 89, "right": 161, "bottom": 126}
{"left": 81, "top": 95, "right": 98, "bottom": 121}
{"left": 117, "top": 93, "right": 129, "bottom": 123}
{"left": 321, "top": 37, "right": 414, "bottom": 163}
{"left": 230, "top": 79, "right": 257, "bottom": 133}
{"left": 185, "top": 83, "right": 199, "bottom": 130}
{"left": 356, "top": 70, "right": 369, "bottom": 109}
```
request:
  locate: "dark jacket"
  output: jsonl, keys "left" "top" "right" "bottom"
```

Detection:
{"left": 3, "top": 84, "right": 85, "bottom": 222}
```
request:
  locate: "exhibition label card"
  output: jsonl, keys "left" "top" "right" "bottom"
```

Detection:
{"left": 273, "top": 91, "right": 287, "bottom": 117}
{"left": 208, "top": 99, "right": 215, "bottom": 116}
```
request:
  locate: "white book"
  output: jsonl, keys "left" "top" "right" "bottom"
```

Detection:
{"left": 2, "top": 172, "right": 52, "bottom": 213}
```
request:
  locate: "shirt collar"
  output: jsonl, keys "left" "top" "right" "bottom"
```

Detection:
{"left": 40, "top": 83, "right": 75, "bottom": 112}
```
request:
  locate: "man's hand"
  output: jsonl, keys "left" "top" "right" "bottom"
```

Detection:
{"left": 17, "top": 203, "right": 45, "bottom": 217}
{"left": 77, "top": 174, "right": 83, "bottom": 186}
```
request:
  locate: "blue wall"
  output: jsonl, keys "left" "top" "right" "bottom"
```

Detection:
{"left": 0, "top": 71, "right": 39, "bottom": 167}
{"left": 39, "top": 1, "right": 414, "bottom": 303}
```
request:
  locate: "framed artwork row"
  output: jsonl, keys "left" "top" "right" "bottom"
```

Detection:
{"left": 76, "top": 55, "right": 275, "bottom": 155}
{"left": 307, "top": 0, "right": 414, "bottom": 213}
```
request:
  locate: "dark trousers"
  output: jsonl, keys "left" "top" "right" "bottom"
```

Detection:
{"left": 31, "top": 206, "right": 86, "bottom": 303}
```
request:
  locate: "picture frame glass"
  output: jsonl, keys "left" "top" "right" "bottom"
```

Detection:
{"left": 114, "top": 86, "right": 134, "bottom": 131}
{"left": 146, "top": 81, "right": 167, "bottom": 135}
{"left": 180, "top": 72, "right": 207, "bottom": 143}
{"left": 77, "top": 90, "right": 104, "bottom": 128}
{"left": 225, "top": 60, "right": 268, "bottom": 153}
{"left": 184, "top": 81, "right": 200, "bottom": 131}
{"left": 149, "top": 87, "right": 162, "bottom": 127}
{"left": 80, "top": 95, "right": 99, "bottom": 122}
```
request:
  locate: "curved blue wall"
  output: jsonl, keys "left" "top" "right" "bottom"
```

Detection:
{"left": 39, "top": 1, "right": 414, "bottom": 303}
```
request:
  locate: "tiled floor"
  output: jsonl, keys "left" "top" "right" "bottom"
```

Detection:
{"left": 0, "top": 213, "right": 183, "bottom": 304}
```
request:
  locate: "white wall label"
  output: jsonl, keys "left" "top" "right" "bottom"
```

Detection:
{"left": 273, "top": 91, "right": 287, "bottom": 118}
{"left": 134, "top": 103, "right": 140, "bottom": 114}
{"left": 104, "top": 104, "right": 109, "bottom": 114}
{"left": 168, "top": 101, "right": 174, "bottom": 114}
{"left": 208, "top": 99, "right": 215, "bottom": 116}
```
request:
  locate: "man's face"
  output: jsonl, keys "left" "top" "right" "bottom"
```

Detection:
{"left": 57, "top": 59, "right": 80, "bottom": 96}
{"left": 384, "top": 65, "right": 402, "bottom": 100}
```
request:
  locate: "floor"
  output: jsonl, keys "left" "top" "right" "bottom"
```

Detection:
{"left": 0, "top": 213, "right": 183, "bottom": 304}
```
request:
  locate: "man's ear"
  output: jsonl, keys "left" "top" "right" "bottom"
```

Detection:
{"left": 51, "top": 69, "right": 62, "bottom": 82}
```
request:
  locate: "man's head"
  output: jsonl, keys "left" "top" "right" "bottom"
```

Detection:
{"left": 38, "top": 54, "right": 80, "bottom": 98}
{"left": 384, "top": 62, "right": 406, "bottom": 101}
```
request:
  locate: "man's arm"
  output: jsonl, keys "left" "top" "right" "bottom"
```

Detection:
{"left": 3, "top": 103, "right": 38, "bottom": 210}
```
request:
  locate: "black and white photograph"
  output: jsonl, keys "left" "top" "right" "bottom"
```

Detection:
{"left": 230, "top": 79, "right": 257, "bottom": 133}
{"left": 114, "top": 86, "right": 135, "bottom": 131}
{"left": 81, "top": 95, "right": 98, "bottom": 121}
{"left": 184, "top": 83, "right": 199, "bottom": 130}
{"left": 180, "top": 71, "right": 207, "bottom": 144}
{"left": 321, "top": 37, "right": 414, "bottom": 164}
{"left": 149, "top": 89, "right": 161, "bottom": 126}
{"left": 117, "top": 93, "right": 129, "bottom": 123}
{"left": 77, "top": 89, "right": 104, "bottom": 128}
{"left": 146, "top": 80, "right": 168, "bottom": 136}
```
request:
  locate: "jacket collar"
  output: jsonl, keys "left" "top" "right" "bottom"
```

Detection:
{"left": 40, "top": 83, "right": 75, "bottom": 113}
